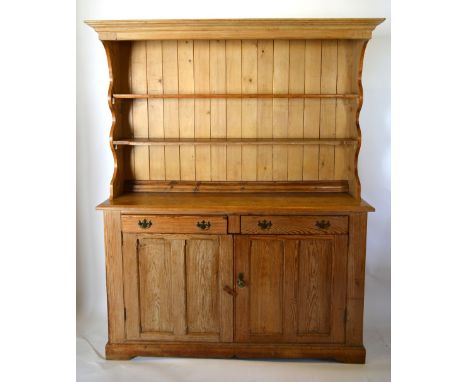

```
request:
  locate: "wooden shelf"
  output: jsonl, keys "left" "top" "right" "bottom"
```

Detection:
{"left": 97, "top": 192, "right": 374, "bottom": 213}
{"left": 112, "top": 138, "right": 358, "bottom": 146}
{"left": 113, "top": 93, "right": 359, "bottom": 100}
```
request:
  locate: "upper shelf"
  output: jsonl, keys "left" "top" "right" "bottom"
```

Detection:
{"left": 85, "top": 18, "right": 385, "bottom": 41}
{"left": 112, "top": 138, "right": 358, "bottom": 146}
{"left": 113, "top": 93, "right": 359, "bottom": 100}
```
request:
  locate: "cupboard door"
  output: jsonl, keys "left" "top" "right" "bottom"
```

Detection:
{"left": 123, "top": 234, "right": 233, "bottom": 342}
{"left": 235, "top": 235, "right": 347, "bottom": 343}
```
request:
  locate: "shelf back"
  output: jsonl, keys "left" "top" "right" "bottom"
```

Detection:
{"left": 103, "top": 38, "right": 368, "bottom": 198}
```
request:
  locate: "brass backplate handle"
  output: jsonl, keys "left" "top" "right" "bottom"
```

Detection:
{"left": 197, "top": 220, "right": 211, "bottom": 230}
{"left": 315, "top": 220, "right": 331, "bottom": 229}
{"left": 237, "top": 273, "right": 246, "bottom": 288}
{"left": 257, "top": 219, "right": 272, "bottom": 230}
{"left": 138, "top": 219, "right": 152, "bottom": 229}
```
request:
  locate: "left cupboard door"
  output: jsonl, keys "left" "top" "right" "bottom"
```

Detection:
{"left": 122, "top": 234, "right": 233, "bottom": 342}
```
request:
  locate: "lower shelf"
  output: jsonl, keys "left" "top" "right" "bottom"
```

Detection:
{"left": 105, "top": 342, "right": 366, "bottom": 364}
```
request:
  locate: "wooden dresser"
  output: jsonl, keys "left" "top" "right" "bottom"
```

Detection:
{"left": 86, "top": 18, "right": 384, "bottom": 363}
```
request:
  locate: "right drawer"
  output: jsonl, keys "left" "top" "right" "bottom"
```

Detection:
{"left": 240, "top": 215, "right": 348, "bottom": 235}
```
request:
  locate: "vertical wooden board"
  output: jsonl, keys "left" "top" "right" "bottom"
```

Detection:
{"left": 138, "top": 239, "right": 173, "bottom": 333}
{"left": 210, "top": 40, "right": 227, "bottom": 180}
{"left": 257, "top": 40, "right": 273, "bottom": 180}
{"left": 178, "top": 40, "right": 196, "bottom": 180}
{"left": 226, "top": 40, "right": 242, "bottom": 180}
{"left": 287, "top": 40, "right": 305, "bottom": 180}
{"left": 347, "top": 214, "right": 368, "bottom": 345}
{"left": 218, "top": 236, "right": 233, "bottom": 342}
{"left": 122, "top": 233, "right": 140, "bottom": 340}
{"left": 334, "top": 145, "right": 354, "bottom": 180}
{"left": 147, "top": 41, "right": 166, "bottom": 180}
{"left": 131, "top": 41, "right": 149, "bottom": 180}
{"left": 303, "top": 146, "right": 319, "bottom": 180}
{"left": 186, "top": 239, "right": 219, "bottom": 334}
{"left": 194, "top": 40, "right": 211, "bottom": 180}
{"left": 319, "top": 146, "right": 335, "bottom": 179}
{"left": 272, "top": 40, "right": 289, "bottom": 180}
{"left": 170, "top": 239, "right": 187, "bottom": 336}
{"left": 250, "top": 239, "right": 284, "bottom": 335}
{"left": 319, "top": 40, "right": 338, "bottom": 180}
{"left": 103, "top": 211, "right": 125, "bottom": 342}
{"left": 331, "top": 235, "right": 348, "bottom": 343}
{"left": 234, "top": 237, "right": 250, "bottom": 341}
{"left": 283, "top": 240, "right": 299, "bottom": 338}
{"left": 241, "top": 40, "right": 258, "bottom": 181}
{"left": 162, "top": 40, "right": 180, "bottom": 180}
{"left": 303, "top": 40, "right": 321, "bottom": 180}
{"left": 297, "top": 239, "right": 332, "bottom": 334}
{"left": 335, "top": 40, "right": 362, "bottom": 181}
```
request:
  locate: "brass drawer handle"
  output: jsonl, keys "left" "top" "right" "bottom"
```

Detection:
{"left": 315, "top": 220, "right": 331, "bottom": 229}
{"left": 138, "top": 219, "right": 152, "bottom": 229}
{"left": 197, "top": 220, "right": 211, "bottom": 230}
{"left": 237, "top": 273, "right": 246, "bottom": 288}
{"left": 257, "top": 219, "right": 272, "bottom": 230}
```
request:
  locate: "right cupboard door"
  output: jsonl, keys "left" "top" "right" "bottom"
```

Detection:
{"left": 235, "top": 235, "right": 348, "bottom": 343}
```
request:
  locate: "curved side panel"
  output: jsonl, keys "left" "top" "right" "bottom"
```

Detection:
{"left": 102, "top": 41, "right": 131, "bottom": 199}
{"left": 350, "top": 40, "right": 369, "bottom": 199}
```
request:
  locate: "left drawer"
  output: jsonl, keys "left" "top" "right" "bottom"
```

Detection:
{"left": 121, "top": 215, "right": 227, "bottom": 234}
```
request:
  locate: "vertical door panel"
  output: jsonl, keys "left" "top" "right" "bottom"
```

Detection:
{"left": 123, "top": 234, "right": 233, "bottom": 342}
{"left": 235, "top": 235, "right": 347, "bottom": 343}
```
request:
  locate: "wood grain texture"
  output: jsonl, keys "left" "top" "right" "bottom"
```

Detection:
{"left": 147, "top": 40, "right": 166, "bottom": 181}
{"left": 122, "top": 234, "right": 233, "bottom": 342}
{"left": 98, "top": 192, "right": 374, "bottom": 213}
{"left": 162, "top": 41, "right": 180, "bottom": 180}
{"left": 272, "top": 40, "right": 289, "bottom": 180}
{"left": 92, "top": 18, "right": 380, "bottom": 364}
{"left": 103, "top": 211, "right": 125, "bottom": 342}
{"left": 249, "top": 239, "right": 284, "bottom": 335}
{"left": 126, "top": 180, "right": 349, "bottom": 193}
{"left": 346, "top": 213, "right": 367, "bottom": 345}
{"left": 235, "top": 235, "right": 348, "bottom": 343}
{"left": 86, "top": 18, "right": 385, "bottom": 41}
{"left": 138, "top": 238, "right": 173, "bottom": 333}
{"left": 121, "top": 214, "right": 228, "bottom": 234}
{"left": 104, "top": 37, "right": 367, "bottom": 189}
{"left": 106, "top": 342, "right": 366, "bottom": 363}
{"left": 194, "top": 40, "right": 211, "bottom": 181}
{"left": 226, "top": 40, "right": 242, "bottom": 181}
{"left": 240, "top": 215, "right": 348, "bottom": 235}
{"left": 210, "top": 40, "right": 227, "bottom": 181}
{"left": 241, "top": 40, "right": 258, "bottom": 181}
{"left": 178, "top": 40, "right": 196, "bottom": 181}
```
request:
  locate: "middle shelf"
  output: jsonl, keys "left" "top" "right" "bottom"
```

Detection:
{"left": 112, "top": 138, "right": 358, "bottom": 146}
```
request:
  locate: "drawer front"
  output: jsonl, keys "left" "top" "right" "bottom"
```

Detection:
{"left": 121, "top": 215, "right": 227, "bottom": 234}
{"left": 241, "top": 215, "right": 348, "bottom": 235}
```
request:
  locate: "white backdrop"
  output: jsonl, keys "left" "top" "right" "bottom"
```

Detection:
{"left": 77, "top": 1, "right": 390, "bottom": 380}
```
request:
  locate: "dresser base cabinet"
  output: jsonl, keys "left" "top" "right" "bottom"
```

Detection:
{"left": 100, "top": 203, "right": 370, "bottom": 364}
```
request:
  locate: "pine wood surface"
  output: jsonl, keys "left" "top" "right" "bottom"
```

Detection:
{"left": 240, "top": 215, "right": 348, "bottom": 234}
{"left": 234, "top": 235, "right": 347, "bottom": 343}
{"left": 121, "top": 214, "right": 228, "bottom": 234}
{"left": 106, "top": 342, "right": 366, "bottom": 363}
{"left": 97, "top": 192, "right": 374, "bottom": 213}
{"left": 85, "top": 18, "right": 384, "bottom": 40}
{"left": 96, "top": 31, "right": 373, "bottom": 197}
{"left": 88, "top": 18, "right": 383, "bottom": 363}
{"left": 122, "top": 234, "right": 233, "bottom": 342}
